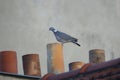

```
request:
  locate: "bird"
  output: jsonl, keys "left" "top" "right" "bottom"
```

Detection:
{"left": 49, "top": 27, "right": 81, "bottom": 46}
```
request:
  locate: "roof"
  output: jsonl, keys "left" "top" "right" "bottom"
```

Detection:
{"left": 42, "top": 58, "right": 120, "bottom": 80}
{"left": 0, "top": 71, "right": 41, "bottom": 80}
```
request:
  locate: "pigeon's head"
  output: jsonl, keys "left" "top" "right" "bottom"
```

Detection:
{"left": 49, "top": 27, "right": 57, "bottom": 32}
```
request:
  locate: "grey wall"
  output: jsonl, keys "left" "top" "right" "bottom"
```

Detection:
{"left": 0, "top": 0, "right": 120, "bottom": 76}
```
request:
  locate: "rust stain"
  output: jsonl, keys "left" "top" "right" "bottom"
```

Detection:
{"left": 22, "top": 54, "right": 41, "bottom": 76}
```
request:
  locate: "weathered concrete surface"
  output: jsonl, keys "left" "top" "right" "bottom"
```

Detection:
{"left": 0, "top": 0, "right": 120, "bottom": 76}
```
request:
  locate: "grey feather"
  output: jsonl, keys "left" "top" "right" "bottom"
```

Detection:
{"left": 49, "top": 27, "right": 81, "bottom": 46}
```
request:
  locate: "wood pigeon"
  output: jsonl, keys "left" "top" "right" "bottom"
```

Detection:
{"left": 49, "top": 27, "right": 81, "bottom": 46}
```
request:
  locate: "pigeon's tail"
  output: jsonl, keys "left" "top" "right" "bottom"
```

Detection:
{"left": 72, "top": 42, "right": 81, "bottom": 47}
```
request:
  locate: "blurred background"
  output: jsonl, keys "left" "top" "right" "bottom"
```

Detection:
{"left": 0, "top": 0, "right": 120, "bottom": 76}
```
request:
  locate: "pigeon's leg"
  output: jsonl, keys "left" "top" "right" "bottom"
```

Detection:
{"left": 61, "top": 42, "right": 64, "bottom": 46}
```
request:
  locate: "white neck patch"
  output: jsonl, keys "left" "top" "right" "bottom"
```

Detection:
{"left": 54, "top": 29, "right": 57, "bottom": 32}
